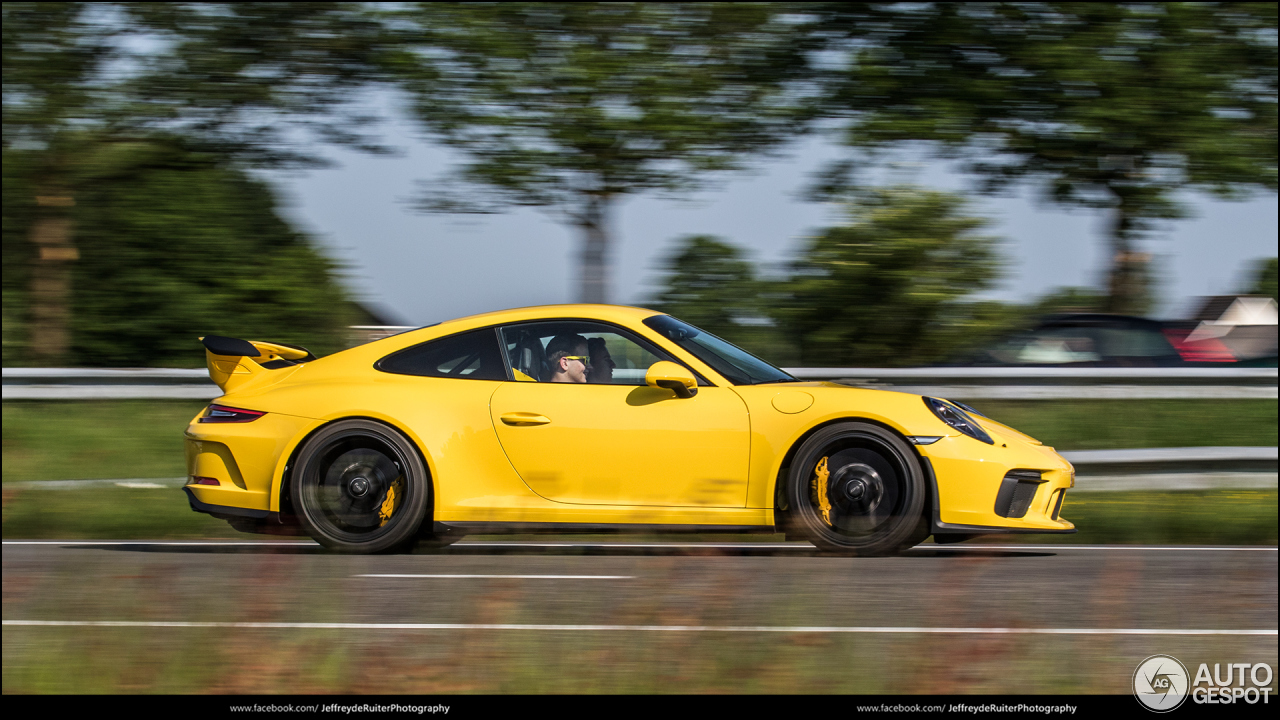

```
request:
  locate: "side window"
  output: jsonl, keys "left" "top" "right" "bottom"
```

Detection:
{"left": 1013, "top": 327, "right": 1102, "bottom": 364}
{"left": 376, "top": 328, "right": 507, "bottom": 381}
{"left": 498, "top": 321, "right": 680, "bottom": 385}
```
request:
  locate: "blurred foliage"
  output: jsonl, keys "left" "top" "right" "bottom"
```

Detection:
{"left": 650, "top": 236, "right": 795, "bottom": 365}
{"left": 1248, "top": 257, "right": 1278, "bottom": 301}
{"left": 814, "top": 2, "right": 1278, "bottom": 314}
{"left": 3, "top": 3, "right": 393, "bottom": 166}
{"left": 649, "top": 188, "right": 1120, "bottom": 367}
{"left": 775, "top": 186, "right": 1009, "bottom": 367}
{"left": 1023, "top": 287, "right": 1108, "bottom": 316}
{"left": 1031, "top": 490, "right": 1278, "bottom": 546}
{"left": 3, "top": 142, "right": 356, "bottom": 366}
{"left": 382, "top": 2, "right": 816, "bottom": 303}
{"left": 961, "top": 399, "right": 1278, "bottom": 452}
{"left": 2, "top": 400, "right": 206, "bottom": 482}
{"left": 6, "top": 3, "right": 1276, "bottom": 365}
{"left": 121, "top": 3, "right": 395, "bottom": 164}
{"left": 3, "top": 3, "right": 389, "bottom": 365}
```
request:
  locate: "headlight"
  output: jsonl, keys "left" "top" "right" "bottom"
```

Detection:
{"left": 923, "top": 397, "right": 994, "bottom": 445}
{"left": 952, "top": 400, "right": 986, "bottom": 418}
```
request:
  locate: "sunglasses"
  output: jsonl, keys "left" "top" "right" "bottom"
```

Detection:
{"left": 563, "top": 355, "right": 592, "bottom": 366}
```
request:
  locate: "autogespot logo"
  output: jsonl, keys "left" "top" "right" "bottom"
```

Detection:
{"left": 1134, "top": 655, "right": 1190, "bottom": 712}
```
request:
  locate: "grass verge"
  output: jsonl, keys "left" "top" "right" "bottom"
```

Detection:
{"left": 2, "top": 486, "right": 243, "bottom": 540}
{"left": 961, "top": 399, "right": 1278, "bottom": 450}
{"left": 3, "top": 400, "right": 206, "bottom": 482}
{"left": 3, "top": 485, "right": 1274, "bottom": 545}
{"left": 990, "top": 489, "right": 1276, "bottom": 546}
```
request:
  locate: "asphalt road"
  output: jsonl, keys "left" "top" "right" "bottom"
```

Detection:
{"left": 3, "top": 540, "right": 1277, "bottom": 694}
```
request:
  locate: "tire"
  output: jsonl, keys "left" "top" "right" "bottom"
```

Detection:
{"left": 291, "top": 419, "right": 430, "bottom": 553}
{"left": 415, "top": 525, "right": 465, "bottom": 552}
{"left": 782, "top": 421, "right": 927, "bottom": 556}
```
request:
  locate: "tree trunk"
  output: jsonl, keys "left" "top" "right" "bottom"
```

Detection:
{"left": 28, "top": 194, "right": 79, "bottom": 365}
{"left": 1104, "top": 203, "right": 1151, "bottom": 316}
{"left": 577, "top": 196, "right": 612, "bottom": 304}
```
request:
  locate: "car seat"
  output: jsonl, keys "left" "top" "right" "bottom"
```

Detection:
{"left": 509, "top": 330, "right": 548, "bottom": 381}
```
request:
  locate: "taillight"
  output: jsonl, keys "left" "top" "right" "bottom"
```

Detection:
{"left": 198, "top": 404, "right": 266, "bottom": 423}
{"left": 189, "top": 477, "right": 221, "bottom": 486}
{"left": 1162, "top": 328, "right": 1236, "bottom": 362}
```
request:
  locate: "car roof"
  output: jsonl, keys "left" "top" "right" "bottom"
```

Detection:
{"left": 1037, "top": 313, "right": 1164, "bottom": 329}
{"left": 338, "top": 304, "right": 669, "bottom": 360}
{"left": 432, "top": 303, "right": 665, "bottom": 330}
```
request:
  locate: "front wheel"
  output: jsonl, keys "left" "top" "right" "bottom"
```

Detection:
{"left": 291, "top": 419, "right": 430, "bottom": 553}
{"left": 782, "top": 422, "right": 927, "bottom": 556}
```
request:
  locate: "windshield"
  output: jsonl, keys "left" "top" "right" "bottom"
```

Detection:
{"left": 642, "top": 315, "right": 795, "bottom": 385}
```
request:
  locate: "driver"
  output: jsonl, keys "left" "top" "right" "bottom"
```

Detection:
{"left": 544, "top": 334, "right": 590, "bottom": 383}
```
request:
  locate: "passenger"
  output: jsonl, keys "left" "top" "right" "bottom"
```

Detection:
{"left": 587, "top": 337, "right": 616, "bottom": 383}
{"left": 544, "top": 334, "right": 590, "bottom": 383}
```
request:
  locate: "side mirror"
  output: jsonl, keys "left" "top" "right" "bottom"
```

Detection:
{"left": 645, "top": 361, "right": 698, "bottom": 398}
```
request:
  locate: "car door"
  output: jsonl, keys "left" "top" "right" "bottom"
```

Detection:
{"left": 489, "top": 320, "right": 751, "bottom": 507}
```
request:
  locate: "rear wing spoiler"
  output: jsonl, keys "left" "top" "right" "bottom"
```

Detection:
{"left": 200, "top": 335, "right": 316, "bottom": 393}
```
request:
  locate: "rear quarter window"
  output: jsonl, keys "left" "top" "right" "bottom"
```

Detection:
{"left": 376, "top": 328, "right": 506, "bottom": 381}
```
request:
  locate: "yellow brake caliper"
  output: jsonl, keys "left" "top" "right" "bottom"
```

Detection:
{"left": 812, "top": 457, "right": 832, "bottom": 526}
{"left": 378, "top": 476, "right": 403, "bottom": 527}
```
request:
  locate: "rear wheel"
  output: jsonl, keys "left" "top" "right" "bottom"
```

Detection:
{"left": 291, "top": 419, "right": 430, "bottom": 553}
{"left": 782, "top": 422, "right": 927, "bottom": 556}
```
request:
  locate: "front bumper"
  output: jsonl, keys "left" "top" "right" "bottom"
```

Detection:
{"left": 917, "top": 433, "right": 1076, "bottom": 535}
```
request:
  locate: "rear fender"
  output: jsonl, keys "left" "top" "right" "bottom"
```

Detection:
{"left": 268, "top": 413, "right": 439, "bottom": 519}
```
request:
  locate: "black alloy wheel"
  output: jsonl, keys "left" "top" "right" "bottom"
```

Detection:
{"left": 291, "top": 419, "right": 431, "bottom": 553}
{"left": 783, "top": 421, "right": 928, "bottom": 556}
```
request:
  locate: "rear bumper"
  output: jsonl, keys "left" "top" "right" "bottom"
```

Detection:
{"left": 184, "top": 486, "right": 307, "bottom": 536}
{"left": 182, "top": 486, "right": 268, "bottom": 519}
{"left": 184, "top": 410, "right": 317, "bottom": 512}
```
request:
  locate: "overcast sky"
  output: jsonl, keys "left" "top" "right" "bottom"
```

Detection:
{"left": 267, "top": 112, "right": 1278, "bottom": 327}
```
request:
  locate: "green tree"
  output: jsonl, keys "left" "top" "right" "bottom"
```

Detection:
{"left": 1027, "top": 287, "right": 1108, "bottom": 316}
{"left": 3, "top": 2, "right": 388, "bottom": 364}
{"left": 816, "top": 2, "right": 1277, "bottom": 314}
{"left": 1247, "top": 257, "right": 1278, "bottom": 302}
{"left": 4, "top": 141, "right": 355, "bottom": 367}
{"left": 649, "top": 235, "right": 792, "bottom": 363}
{"left": 772, "top": 186, "right": 1005, "bottom": 367}
{"left": 385, "top": 3, "right": 815, "bottom": 304}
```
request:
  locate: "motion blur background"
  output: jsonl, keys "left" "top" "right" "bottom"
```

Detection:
{"left": 4, "top": 3, "right": 1277, "bottom": 524}
{"left": 3, "top": 2, "right": 1276, "bottom": 696}
{"left": 3, "top": 3, "right": 1276, "bottom": 368}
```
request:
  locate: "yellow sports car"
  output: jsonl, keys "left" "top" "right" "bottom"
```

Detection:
{"left": 184, "top": 304, "right": 1075, "bottom": 554}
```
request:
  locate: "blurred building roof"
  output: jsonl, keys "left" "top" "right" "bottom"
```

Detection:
{"left": 1184, "top": 296, "right": 1277, "bottom": 360}
{"left": 1189, "top": 295, "right": 1277, "bottom": 325}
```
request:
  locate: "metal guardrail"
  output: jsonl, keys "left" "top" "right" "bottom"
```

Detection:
{"left": 785, "top": 367, "right": 1278, "bottom": 399}
{"left": 1060, "top": 446, "right": 1277, "bottom": 491}
{"left": 3, "top": 368, "right": 216, "bottom": 400}
{"left": 2, "top": 366, "right": 1276, "bottom": 400}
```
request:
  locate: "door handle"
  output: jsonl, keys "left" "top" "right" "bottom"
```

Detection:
{"left": 500, "top": 412, "right": 551, "bottom": 426}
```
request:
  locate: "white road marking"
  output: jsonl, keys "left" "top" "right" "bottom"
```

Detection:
{"left": 1, "top": 540, "right": 317, "bottom": 546}
{"left": 3, "top": 620, "right": 1274, "bottom": 636}
{"left": 356, "top": 574, "right": 633, "bottom": 579}
{"left": 2, "top": 540, "right": 1275, "bottom": 552}
{"left": 456, "top": 542, "right": 1280, "bottom": 552}
{"left": 921, "top": 544, "right": 1279, "bottom": 552}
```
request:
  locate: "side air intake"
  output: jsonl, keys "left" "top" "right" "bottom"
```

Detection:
{"left": 994, "top": 469, "right": 1047, "bottom": 519}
